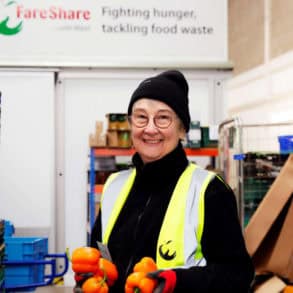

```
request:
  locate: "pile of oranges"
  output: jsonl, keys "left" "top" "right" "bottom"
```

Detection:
{"left": 71, "top": 247, "right": 158, "bottom": 293}
{"left": 71, "top": 247, "right": 118, "bottom": 293}
{"left": 125, "top": 256, "right": 158, "bottom": 293}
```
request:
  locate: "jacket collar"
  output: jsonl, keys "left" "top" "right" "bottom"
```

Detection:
{"left": 132, "top": 142, "right": 188, "bottom": 183}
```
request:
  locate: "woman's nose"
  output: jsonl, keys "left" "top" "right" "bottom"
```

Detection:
{"left": 144, "top": 117, "right": 159, "bottom": 132}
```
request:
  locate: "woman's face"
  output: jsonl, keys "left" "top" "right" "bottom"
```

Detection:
{"left": 129, "top": 98, "right": 186, "bottom": 164}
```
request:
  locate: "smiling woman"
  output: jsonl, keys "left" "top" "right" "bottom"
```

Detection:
{"left": 88, "top": 70, "right": 254, "bottom": 293}
{"left": 16, "top": 5, "right": 91, "bottom": 20}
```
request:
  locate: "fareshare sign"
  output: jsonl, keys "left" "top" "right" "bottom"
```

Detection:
{"left": 0, "top": 0, "right": 227, "bottom": 67}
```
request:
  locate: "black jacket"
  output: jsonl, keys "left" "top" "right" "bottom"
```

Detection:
{"left": 91, "top": 143, "right": 254, "bottom": 292}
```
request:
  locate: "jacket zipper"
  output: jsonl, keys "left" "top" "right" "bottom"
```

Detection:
{"left": 124, "top": 194, "right": 152, "bottom": 278}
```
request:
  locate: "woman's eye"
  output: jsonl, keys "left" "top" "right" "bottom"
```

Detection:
{"left": 158, "top": 115, "right": 170, "bottom": 120}
{"left": 137, "top": 114, "right": 147, "bottom": 120}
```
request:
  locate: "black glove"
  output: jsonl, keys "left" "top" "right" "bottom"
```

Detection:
{"left": 147, "top": 270, "right": 177, "bottom": 293}
{"left": 73, "top": 272, "right": 94, "bottom": 292}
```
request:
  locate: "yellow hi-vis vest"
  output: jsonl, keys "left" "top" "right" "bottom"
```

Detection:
{"left": 100, "top": 163, "right": 215, "bottom": 269}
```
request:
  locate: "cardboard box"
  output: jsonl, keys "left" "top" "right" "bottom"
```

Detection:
{"left": 106, "top": 130, "right": 119, "bottom": 147}
{"left": 95, "top": 121, "right": 103, "bottom": 134}
{"left": 89, "top": 121, "right": 106, "bottom": 147}
{"left": 244, "top": 154, "right": 293, "bottom": 282}
{"left": 89, "top": 133, "right": 106, "bottom": 147}
{"left": 95, "top": 121, "right": 106, "bottom": 146}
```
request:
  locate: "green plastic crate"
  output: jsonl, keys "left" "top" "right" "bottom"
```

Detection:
{"left": 200, "top": 127, "right": 218, "bottom": 148}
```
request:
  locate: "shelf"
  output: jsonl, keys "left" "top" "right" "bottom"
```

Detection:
{"left": 93, "top": 147, "right": 218, "bottom": 157}
{"left": 93, "top": 148, "right": 135, "bottom": 156}
{"left": 95, "top": 184, "right": 104, "bottom": 194}
{"left": 184, "top": 147, "right": 218, "bottom": 157}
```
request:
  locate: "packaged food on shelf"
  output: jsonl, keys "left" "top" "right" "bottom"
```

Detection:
{"left": 89, "top": 120, "right": 106, "bottom": 147}
{"left": 106, "top": 130, "right": 119, "bottom": 147}
{"left": 187, "top": 121, "right": 201, "bottom": 148}
{"left": 118, "top": 130, "right": 131, "bottom": 148}
{"left": 106, "top": 113, "right": 130, "bottom": 131}
{"left": 201, "top": 125, "right": 218, "bottom": 148}
{"left": 106, "top": 129, "right": 131, "bottom": 148}
{"left": 116, "top": 113, "right": 130, "bottom": 130}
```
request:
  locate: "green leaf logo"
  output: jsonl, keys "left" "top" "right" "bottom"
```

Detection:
{"left": 0, "top": 1, "right": 23, "bottom": 35}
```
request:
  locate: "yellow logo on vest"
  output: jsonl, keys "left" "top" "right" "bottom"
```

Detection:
{"left": 159, "top": 240, "right": 176, "bottom": 261}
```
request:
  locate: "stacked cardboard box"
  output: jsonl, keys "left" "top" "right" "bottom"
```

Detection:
{"left": 244, "top": 154, "right": 293, "bottom": 291}
{"left": 89, "top": 121, "right": 106, "bottom": 147}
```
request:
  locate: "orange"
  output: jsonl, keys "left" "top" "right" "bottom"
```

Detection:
{"left": 133, "top": 257, "right": 157, "bottom": 273}
{"left": 71, "top": 247, "right": 101, "bottom": 265}
{"left": 98, "top": 258, "right": 119, "bottom": 286}
{"left": 71, "top": 247, "right": 101, "bottom": 274}
{"left": 125, "top": 271, "right": 157, "bottom": 293}
{"left": 284, "top": 285, "right": 293, "bottom": 293}
{"left": 82, "top": 276, "right": 109, "bottom": 293}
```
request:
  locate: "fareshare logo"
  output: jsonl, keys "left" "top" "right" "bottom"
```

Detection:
{"left": 0, "top": 1, "right": 22, "bottom": 35}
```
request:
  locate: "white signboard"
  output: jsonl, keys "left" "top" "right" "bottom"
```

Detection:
{"left": 0, "top": 0, "right": 227, "bottom": 67}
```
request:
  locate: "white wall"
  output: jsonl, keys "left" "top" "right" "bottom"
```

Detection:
{"left": 224, "top": 51, "right": 293, "bottom": 153}
{"left": 225, "top": 51, "right": 293, "bottom": 124}
{"left": 0, "top": 70, "right": 55, "bottom": 250}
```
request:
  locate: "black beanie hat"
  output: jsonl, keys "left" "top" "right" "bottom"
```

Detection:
{"left": 127, "top": 70, "right": 191, "bottom": 132}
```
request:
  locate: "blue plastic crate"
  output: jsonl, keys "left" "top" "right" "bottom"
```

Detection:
{"left": 4, "top": 237, "right": 48, "bottom": 288}
{"left": 278, "top": 135, "right": 293, "bottom": 154}
{"left": 4, "top": 237, "right": 47, "bottom": 261}
{"left": 5, "top": 264, "right": 42, "bottom": 289}
{"left": 4, "top": 221, "right": 15, "bottom": 237}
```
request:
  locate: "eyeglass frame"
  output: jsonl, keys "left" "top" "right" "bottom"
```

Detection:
{"left": 128, "top": 110, "right": 177, "bottom": 129}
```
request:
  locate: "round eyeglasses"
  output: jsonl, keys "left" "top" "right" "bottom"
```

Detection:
{"left": 129, "top": 112, "right": 174, "bottom": 129}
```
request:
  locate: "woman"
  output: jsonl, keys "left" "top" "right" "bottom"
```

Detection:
{"left": 90, "top": 70, "right": 254, "bottom": 292}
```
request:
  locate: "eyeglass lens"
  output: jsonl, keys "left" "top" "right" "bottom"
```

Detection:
{"left": 130, "top": 111, "right": 173, "bottom": 128}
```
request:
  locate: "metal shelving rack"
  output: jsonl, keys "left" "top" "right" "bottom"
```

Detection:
{"left": 218, "top": 117, "right": 293, "bottom": 227}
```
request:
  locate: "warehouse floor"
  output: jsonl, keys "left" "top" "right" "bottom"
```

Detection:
{"left": 36, "top": 286, "right": 73, "bottom": 293}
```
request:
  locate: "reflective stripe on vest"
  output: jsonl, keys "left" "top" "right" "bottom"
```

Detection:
{"left": 100, "top": 163, "right": 215, "bottom": 269}
{"left": 101, "top": 169, "right": 136, "bottom": 244}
